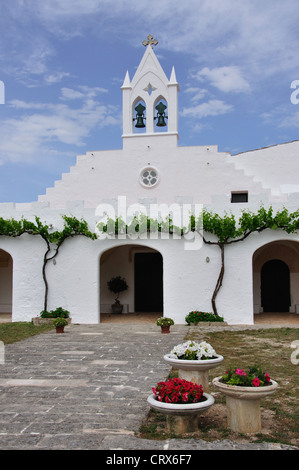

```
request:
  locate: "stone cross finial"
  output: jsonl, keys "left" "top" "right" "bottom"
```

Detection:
{"left": 142, "top": 35, "right": 158, "bottom": 48}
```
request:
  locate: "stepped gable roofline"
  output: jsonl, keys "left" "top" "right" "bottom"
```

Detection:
{"left": 232, "top": 140, "right": 299, "bottom": 156}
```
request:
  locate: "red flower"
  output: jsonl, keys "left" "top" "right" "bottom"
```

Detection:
{"left": 153, "top": 378, "right": 203, "bottom": 404}
{"left": 252, "top": 378, "right": 260, "bottom": 387}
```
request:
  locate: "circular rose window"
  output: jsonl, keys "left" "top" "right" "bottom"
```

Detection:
{"left": 140, "top": 167, "right": 159, "bottom": 187}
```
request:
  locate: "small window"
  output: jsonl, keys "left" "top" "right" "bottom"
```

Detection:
{"left": 231, "top": 192, "right": 248, "bottom": 203}
{"left": 140, "top": 167, "right": 159, "bottom": 188}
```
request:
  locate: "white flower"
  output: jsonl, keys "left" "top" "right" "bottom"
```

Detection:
{"left": 170, "top": 340, "right": 217, "bottom": 360}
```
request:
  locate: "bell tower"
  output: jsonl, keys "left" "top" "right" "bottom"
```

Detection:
{"left": 121, "top": 35, "right": 179, "bottom": 147}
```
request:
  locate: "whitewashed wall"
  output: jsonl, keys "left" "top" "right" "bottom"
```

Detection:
{"left": 0, "top": 251, "right": 12, "bottom": 313}
{"left": 1, "top": 195, "right": 299, "bottom": 325}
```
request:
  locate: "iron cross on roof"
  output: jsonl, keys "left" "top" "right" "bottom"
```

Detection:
{"left": 142, "top": 35, "right": 158, "bottom": 48}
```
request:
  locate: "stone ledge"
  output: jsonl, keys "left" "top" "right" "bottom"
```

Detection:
{"left": 187, "top": 321, "right": 228, "bottom": 326}
{"left": 32, "top": 317, "right": 72, "bottom": 326}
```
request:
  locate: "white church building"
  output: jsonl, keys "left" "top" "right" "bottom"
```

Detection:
{"left": 1, "top": 38, "right": 299, "bottom": 325}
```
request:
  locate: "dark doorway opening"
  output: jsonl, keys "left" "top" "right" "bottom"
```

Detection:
{"left": 261, "top": 259, "right": 290, "bottom": 312}
{"left": 134, "top": 252, "right": 163, "bottom": 312}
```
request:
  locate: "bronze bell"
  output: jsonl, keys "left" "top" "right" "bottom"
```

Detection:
{"left": 156, "top": 115, "right": 166, "bottom": 127}
{"left": 155, "top": 101, "right": 168, "bottom": 127}
{"left": 134, "top": 103, "right": 146, "bottom": 128}
{"left": 135, "top": 116, "right": 146, "bottom": 128}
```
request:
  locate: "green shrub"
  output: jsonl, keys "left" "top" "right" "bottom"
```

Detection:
{"left": 40, "top": 307, "right": 70, "bottom": 319}
{"left": 185, "top": 310, "right": 224, "bottom": 325}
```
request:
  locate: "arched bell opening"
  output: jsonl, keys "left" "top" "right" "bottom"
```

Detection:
{"left": 0, "top": 249, "right": 13, "bottom": 322}
{"left": 132, "top": 98, "right": 146, "bottom": 133}
{"left": 154, "top": 97, "right": 168, "bottom": 132}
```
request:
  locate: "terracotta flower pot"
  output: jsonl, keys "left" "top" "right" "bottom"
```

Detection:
{"left": 161, "top": 325, "right": 170, "bottom": 334}
{"left": 55, "top": 326, "right": 65, "bottom": 333}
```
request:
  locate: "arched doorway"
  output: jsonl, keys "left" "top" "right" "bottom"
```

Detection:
{"left": 100, "top": 245, "right": 163, "bottom": 322}
{"left": 253, "top": 240, "right": 299, "bottom": 321}
{"left": 0, "top": 249, "right": 13, "bottom": 322}
{"left": 261, "top": 259, "right": 290, "bottom": 312}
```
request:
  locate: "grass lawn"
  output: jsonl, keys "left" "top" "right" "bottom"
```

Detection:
{"left": 139, "top": 327, "right": 299, "bottom": 447}
{"left": 0, "top": 321, "right": 54, "bottom": 344}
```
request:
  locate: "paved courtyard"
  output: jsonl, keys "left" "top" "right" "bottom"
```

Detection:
{"left": 0, "top": 321, "right": 298, "bottom": 451}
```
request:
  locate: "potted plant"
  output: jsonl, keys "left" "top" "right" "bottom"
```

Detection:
{"left": 212, "top": 365, "right": 278, "bottom": 433}
{"left": 53, "top": 317, "right": 68, "bottom": 333}
{"left": 107, "top": 276, "right": 128, "bottom": 313}
{"left": 156, "top": 317, "right": 174, "bottom": 334}
{"left": 163, "top": 340, "right": 223, "bottom": 392}
{"left": 147, "top": 377, "right": 214, "bottom": 433}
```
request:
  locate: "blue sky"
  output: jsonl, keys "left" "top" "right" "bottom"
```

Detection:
{"left": 0, "top": 0, "right": 299, "bottom": 203}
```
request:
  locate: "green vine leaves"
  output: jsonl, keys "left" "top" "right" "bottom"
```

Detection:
{"left": 202, "top": 206, "right": 299, "bottom": 244}
{"left": 0, "top": 215, "right": 97, "bottom": 244}
{"left": 0, "top": 215, "right": 97, "bottom": 311}
{"left": 1, "top": 206, "right": 297, "bottom": 251}
{"left": 97, "top": 206, "right": 299, "bottom": 243}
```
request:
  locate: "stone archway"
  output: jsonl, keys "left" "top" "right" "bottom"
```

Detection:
{"left": 253, "top": 240, "right": 299, "bottom": 317}
{"left": 99, "top": 244, "right": 163, "bottom": 323}
{"left": 0, "top": 249, "right": 13, "bottom": 322}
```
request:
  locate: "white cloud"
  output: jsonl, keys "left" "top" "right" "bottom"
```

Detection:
{"left": 195, "top": 66, "right": 250, "bottom": 94}
{"left": 0, "top": 89, "right": 120, "bottom": 164}
{"left": 9, "top": 100, "right": 48, "bottom": 110}
{"left": 184, "top": 87, "right": 208, "bottom": 103}
{"left": 45, "top": 72, "right": 71, "bottom": 84}
{"left": 60, "top": 86, "right": 108, "bottom": 100}
{"left": 181, "top": 99, "right": 233, "bottom": 119}
{"left": 2, "top": 1, "right": 299, "bottom": 88}
{"left": 60, "top": 88, "right": 85, "bottom": 100}
{"left": 0, "top": 0, "right": 299, "bottom": 162}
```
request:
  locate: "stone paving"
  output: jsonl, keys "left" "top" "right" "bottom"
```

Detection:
{"left": 0, "top": 322, "right": 298, "bottom": 451}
